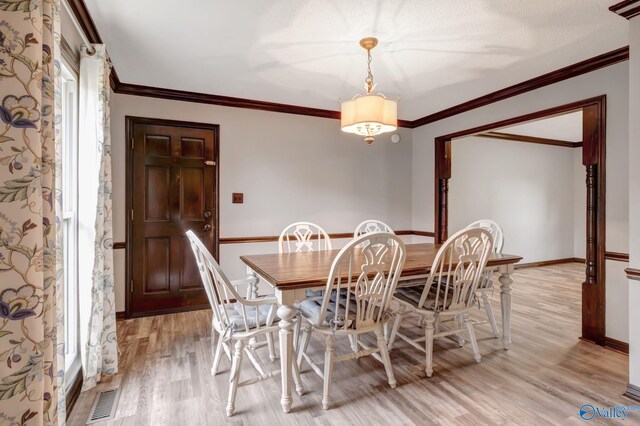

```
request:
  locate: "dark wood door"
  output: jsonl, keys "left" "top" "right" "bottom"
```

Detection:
{"left": 128, "top": 118, "right": 219, "bottom": 317}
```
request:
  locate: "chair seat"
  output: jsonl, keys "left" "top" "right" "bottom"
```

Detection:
{"left": 394, "top": 282, "right": 454, "bottom": 311}
{"left": 399, "top": 278, "right": 428, "bottom": 287}
{"left": 217, "top": 302, "right": 277, "bottom": 330}
{"left": 299, "top": 298, "right": 356, "bottom": 329}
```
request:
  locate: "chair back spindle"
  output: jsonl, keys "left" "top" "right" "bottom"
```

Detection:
{"left": 418, "top": 228, "right": 493, "bottom": 312}
{"left": 466, "top": 219, "right": 504, "bottom": 253}
{"left": 187, "top": 230, "right": 261, "bottom": 334}
{"left": 353, "top": 219, "right": 394, "bottom": 238}
{"left": 317, "top": 232, "right": 406, "bottom": 331}
{"left": 279, "top": 222, "right": 332, "bottom": 253}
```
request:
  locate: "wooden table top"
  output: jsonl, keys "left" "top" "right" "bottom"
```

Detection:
{"left": 240, "top": 243, "right": 523, "bottom": 290}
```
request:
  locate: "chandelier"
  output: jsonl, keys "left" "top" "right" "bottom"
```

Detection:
{"left": 341, "top": 37, "right": 398, "bottom": 146}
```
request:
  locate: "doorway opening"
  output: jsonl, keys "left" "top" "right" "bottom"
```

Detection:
{"left": 434, "top": 96, "right": 606, "bottom": 344}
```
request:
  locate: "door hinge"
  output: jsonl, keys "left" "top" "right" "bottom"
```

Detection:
{"left": 130, "top": 137, "right": 135, "bottom": 150}
{"left": 130, "top": 280, "right": 134, "bottom": 293}
{"left": 130, "top": 209, "right": 134, "bottom": 221}
{"left": 205, "top": 160, "right": 216, "bottom": 166}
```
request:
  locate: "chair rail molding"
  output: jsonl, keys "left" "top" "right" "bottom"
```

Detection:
{"left": 113, "top": 230, "right": 435, "bottom": 248}
{"left": 605, "top": 251, "right": 630, "bottom": 262}
{"left": 626, "top": 268, "right": 640, "bottom": 281}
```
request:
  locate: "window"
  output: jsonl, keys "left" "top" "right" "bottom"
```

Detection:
{"left": 60, "top": 61, "right": 81, "bottom": 386}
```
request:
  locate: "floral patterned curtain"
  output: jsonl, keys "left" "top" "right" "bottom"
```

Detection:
{"left": 0, "top": 0, "right": 64, "bottom": 424}
{"left": 78, "top": 45, "right": 117, "bottom": 391}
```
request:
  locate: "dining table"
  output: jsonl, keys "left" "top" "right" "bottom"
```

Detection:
{"left": 240, "top": 242, "right": 523, "bottom": 413}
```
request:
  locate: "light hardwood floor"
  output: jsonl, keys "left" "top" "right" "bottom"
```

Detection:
{"left": 69, "top": 263, "right": 634, "bottom": 425}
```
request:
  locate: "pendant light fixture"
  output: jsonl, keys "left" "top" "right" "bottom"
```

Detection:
{"left": 341, "top": 37, "right": 398, "bottom": 146}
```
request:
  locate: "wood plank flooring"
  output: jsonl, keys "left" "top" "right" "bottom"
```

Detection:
{"left": 68, "top": 263, "right": 634, "bottom": 425}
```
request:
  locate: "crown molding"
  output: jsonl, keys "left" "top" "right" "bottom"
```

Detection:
{"left": 475, "top": 131, "right": 582, "bottom": 148}
{"left": 68, "top": 0, "right": 629, "bottom": 128}
{"left": 410, "top": 46, "right": 629, "bottom": 128}
{"left": 114, "top": 81, "right": 412, "bottom": 127}
{"left": 609, "top": 0, "right": 640, "bottom": 19}
{"left": 66, "top": 0, "right": 102, "bottom": 43}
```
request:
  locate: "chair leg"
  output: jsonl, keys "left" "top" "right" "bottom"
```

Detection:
{"left": 425, "top": 318, "right": 435, "bottom": 378}
{"left": 434, "top": 316, "right": 441, "bottom": 334}
{"left": 348, "top": 335, "right": 359, "bottom": 354}
{"left": 374, "top": 328, "right": 396, "bottom": 389}
{"left": 456, "top": 314, "right": 466, "bottom": 347}
{"left": 322, "top": 334, "right": 335, "bottom": 410}
{"left": 293, "top": 316, "right": 302, "bottom": 352}
{"left": 418, "top": 314, "right": 426, "bottom": 327}
{"left": 266, "top": 331, "right": 276, "bottom": 361}
{"left": 211, "top": 325, "right": 217, "bottom": 359}
{"left": 297, "top": 323, "right": 312, "bottom": 369}
{"left": 464, "top": 312, "right": 481, "bottom": 363}
{"left": 226, "top": 340, "right": 245, "bottom": 417}
{"left": 482, "top": 291, "right": 500, "bottom": 337}
{"left": 387, "top": 313, "right": 403, "bottom": 350}
{"left": 211, "top": 333, "right": 224, "bottom": 376}
{"left": 292, "top": 351, "right": 304, "bottom": 395}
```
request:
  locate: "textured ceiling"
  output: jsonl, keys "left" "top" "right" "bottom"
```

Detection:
{"left": 85, "top": 0, "right": 627, "bottom": 120}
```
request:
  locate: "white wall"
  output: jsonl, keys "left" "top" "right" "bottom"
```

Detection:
{"left": 628, "top": 16, "right": 640, "bottom": 388}
{"left": 412, "top": 62, "right": 629, "bottom": 342}
{"left": 449, "top": 136, "right": 577, "bottom": 263}
{"left": 110, "top": 94, "right": 414, "bottom": 310}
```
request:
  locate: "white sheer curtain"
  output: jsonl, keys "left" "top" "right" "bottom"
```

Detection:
{"left": 78, "top": 44, "right": 118, "bottom": 391}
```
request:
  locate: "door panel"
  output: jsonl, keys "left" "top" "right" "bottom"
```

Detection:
{"left": 129, "top": 119, "right": 218, "bottom": 317}
{"left": 181, "top": 137, "right": 204, "bottom": 158}
{"left": 178, "top": 235, "right": 202, "bottom": 290}
{"left": 145, "top": 166, "right": 171, "bottom": 221}
{"left": 144, "top": 237, "right": 171, "bottom": 293}
{"left": 180, "top": 167, "right": 204, "bottom": 219}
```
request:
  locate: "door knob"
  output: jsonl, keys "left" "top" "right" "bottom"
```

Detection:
{"left": 203, "top": 224, "right": 212, "bottom": 231}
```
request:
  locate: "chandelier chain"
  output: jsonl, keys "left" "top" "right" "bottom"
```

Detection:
{"left": 365, "top": 48, "right": 374, "bottom": 94}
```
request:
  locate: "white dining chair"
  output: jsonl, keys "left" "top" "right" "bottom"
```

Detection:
{"left": 297, "top": 232, "right": 406, "bottom": 409}
{"left": 186, "top": 231, "right": 303, "bottom": 416}
{"left": 279, "top": 222, "right": 333, "bottom": 349}
{"left": 279, "top": 221, "right": 332, "bottom": 253}
{"left": 353, "top": 219, "right": 394, "bottom": 238}
{"left": 388, "top": 227, "right": 493, "bottom": 377}
{"left": 352, "top": 220, "right": 396, "bottom": 348}
{"left": 466, "top": 219, "right": 504, "bottom": 337}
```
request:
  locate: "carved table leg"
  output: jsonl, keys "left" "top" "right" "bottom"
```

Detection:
{"left": 246, "top": 267, "right": 259, "bottom": 300}
{"left": 246, "top": 268, "right": 260, "bottom": 346}
{"left": 498, "top": 264, "right": 514, "bottom": 349}
{"left": 276, "top": 290, "right": 299, "bottom": 413}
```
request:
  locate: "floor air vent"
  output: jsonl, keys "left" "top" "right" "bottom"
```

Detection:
{"left": 86, "top": 388, "right": 120, "bottom": 424}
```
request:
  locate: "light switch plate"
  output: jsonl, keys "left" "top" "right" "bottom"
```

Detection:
{"left": 232, "top": 193, "right": 244, "bottom": 204}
